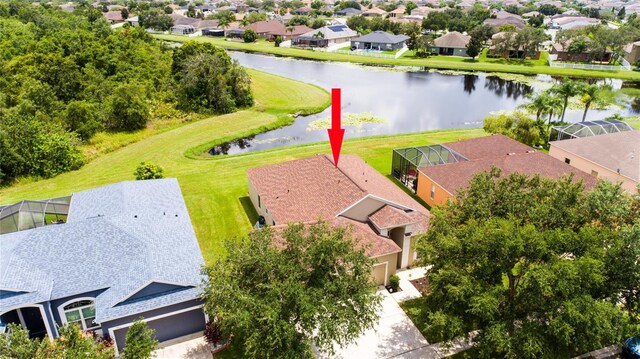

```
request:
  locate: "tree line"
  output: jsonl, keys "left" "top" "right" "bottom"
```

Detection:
{"left": 0, "top": 2, "right": 252, "bottom": 185}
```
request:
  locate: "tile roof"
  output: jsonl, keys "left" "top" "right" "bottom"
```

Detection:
{"left": 0, "top": 179, "right": 204, "bottom": 322}
{"left": 550, "top": 131, "right": 640, "bottom": 182}
{"left": 433, "top": 31, "right": 471, "bottom": 49}
{"left": 420, "top": 151, "right": 597, "bottom": 196}
{"left": 247, "top": 154, "right": 430, "bottom": 257}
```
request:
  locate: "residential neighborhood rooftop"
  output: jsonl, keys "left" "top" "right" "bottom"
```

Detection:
{"left": 433, "top": 31, "right": 471, "bottom": 49}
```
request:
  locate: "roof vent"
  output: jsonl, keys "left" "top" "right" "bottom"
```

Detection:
{"left": 175, "top": 214, "right": 178, "bottom": 217}
{"left": 617, "top": 168, "right": 621, "bottom": 174}
{"left": 134, "top": 215, "right": 138, "bottom": 218}
{"left": 507, "top": 152, "right": 516, "bottom": 155}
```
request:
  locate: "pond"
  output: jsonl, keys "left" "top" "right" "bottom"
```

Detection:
{"left": 211, "top": 52, "right": 636, "bottom": 155}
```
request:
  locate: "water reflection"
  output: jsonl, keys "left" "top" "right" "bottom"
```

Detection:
{"left": 209, "top": 135, "right": 255, "bottom": 155}
{"left": 484, "top": 76, "right": 533, "bottom": 99}
{"left": 463, "top": 75, "right": 478, "bottom": 94}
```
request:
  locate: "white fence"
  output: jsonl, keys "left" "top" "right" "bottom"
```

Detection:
{"left": 332, "top": 49, "right": 396, "bottom": 59}
{"left": 547, "top": 53, "right": 631, "bottom": 71}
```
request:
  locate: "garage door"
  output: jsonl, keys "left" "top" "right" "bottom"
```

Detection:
{"left": 113, "top": 308, "right": 205, "bottom": 352}
{"left": 372, "top": 263, "right": 387, "bottom": 286}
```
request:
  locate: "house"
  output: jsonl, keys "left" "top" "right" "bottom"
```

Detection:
{"left": 245, "top": 20, "right": 286, "bottom": 39}
{"left": 0, "top": 179, "right": 206, "bottom": 354}
{"left": 334, "top": 7, "right": 363, "bottom": 16}
{"left": 246, "top": 155, "right": 430, "bottom": 286}
{"left": 362, "top": 6, "right": 388, "bottom": 17}
{"left": 292, "top": 24, "right": 358, "bottom": 48}
{"left": 522, "top": 10, "right": 541, "bottom": 18}
{"left": 391, "top": 135, "right": 596, "bottom": 207}
{"left": 350, "top": 31, "right": 409, "bottom": 51}
{"left": 171, "top": 24, "right": 196, "bottom": 35}
{"left": 269, "top": 25, "right": 314, "bottom": 40}
{"left": 169, "top": 14, "right": 200, "bottom": 27}
{"left": 549, "top": 131, "right": 639, "bottom": 193}
{"left": 489, "top": 32, "right": 541, "bottom": 59}
{"left": 388, "top": 6, "right": 405, "bottom": 18}
{"left": 549, "top": 14, "right": 599, "bottom": 29}
{"left": 483, "top": 11, "right": 525, "bottom": 29}
{"left": 291, "top": 6, "right": 312, "bottom": 15}
{"left": 103, "top": 11, "right": 124, "bottom": 24}
{"left": 431, "top": 31, "right": 471, "bottom": 56}
{"left": 125, "top": 15, "right": 139, "bottom": 27}
{"left": 550, "top": 38, "right": 611, "bottom": 62}
{"left": 624, "top": 41, "right": 640, "bottom": 64}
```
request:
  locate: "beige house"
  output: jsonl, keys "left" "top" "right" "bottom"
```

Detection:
{"left": 246, "top": 154, "right": 430, "bottom": 286}
{"left": 549, "top": 131, "right": 640, "bottom": 193}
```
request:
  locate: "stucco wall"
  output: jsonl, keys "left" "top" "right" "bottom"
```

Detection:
{"left": 549, "top": 146, "right": 638, "bottom": 192}
{"left": 416, "top": 171, "right": 454, "bottom": 208}
{"left": 372, "top": 253, "right": 399, "bottom": 285}
{"left": 248, "top": 179, "right": 275, "bottom": 225}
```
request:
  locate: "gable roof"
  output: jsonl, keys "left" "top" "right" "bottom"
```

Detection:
{"left": 368, "top": 205, "right": 414, "bottom": 230}
{"left": 246, "top": 20, "right": 286, "bottom": 34}
{"left": 352, "top": 31, "right": 409, "bottom": 44}
{"left": 0, "top": 179, "right": 204, "bottom": 323}
{"left": 363, "top": 6, "right": 388, "bottom": 15}
{"left": 550, "top": 131, "right": 640, "bottom": 182}
{"left": 433, "top": 31, "right": 470, "bottom": 48}
{"left": 271, "top": 25, "right": 314, "bottom": 36}
{"left": 298, "top": 25, "right": 358, "bottom": 40}
{"left": 419, "top": 138, "right": 597, "bottom": 196}
{"left": 247, "top": 155, "right": 430, "bottom": 257}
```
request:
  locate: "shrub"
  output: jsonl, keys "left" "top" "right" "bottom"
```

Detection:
{"left": 106, "top": 83, "right": 150, "bottom": 132}
{"left": 389, "top": 274, "right": 400, "bottom": 292}
{"left": 204, "top": 318, "right": 225, "bottom": 347}
{"left": 134, "top": 161, "right": 164, "bottom": 180}
{"left": 121, "top": 319, "right": 157, "bottom": 359}
{"left": 242, "top": 28, "right": 258, "bottom": 43}
{"left": 274, "top": 35, "right": 283, "bottom": 47}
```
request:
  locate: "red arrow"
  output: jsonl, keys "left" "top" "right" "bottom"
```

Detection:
{"left": 328, "top": 88, "right": 345, "bottom": 167}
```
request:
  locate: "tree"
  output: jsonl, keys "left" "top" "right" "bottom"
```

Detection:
{"left": 515, "top": 27, "right": 548, "bottom": 62}
{"left": 261, "top": 0, "right": 276, "bottom": 11}
{"left": 466, "top": 29, "right": 484, "bottom": 60}
{"left": 135, "top": 161, "right": 164, "bottom": 180}
{"left": 405, "top": 1, "right": 417, "bottom": 14}
{"left": 422, "top": 11, "right": 449, "bottom": 31}
{"left": 551, "top": 80, "right": 583, "bottom": 122}
{"left": 401, "top": 22, "right": 421, "bottom": 50}
{"left": 618, "top": 6, "right": 626, "bottom": 19}
{"left": 483, "top": 111, "right": 543, "bottom": 146}
{"left": 538, "top": 4, "right": 560, "bottom": 15}
{"left": 139, "top": 8, "right": 174, "bottom": 31}
{"left": 106, "top": 83, "right": 150, "bottom": 131}
{"left": 214, "top": 10, "right": 235, "bottom": 26}
{"left": 416, "top": 170, "right": 639, "bottom": 358}
{"left": 121, "top": 8, "right": 129, "bottom": 19}
{"left": 243, "top": 28, "right": 258, "bottom": 42}
{"left": 39, "top": 324, "right": 114, "bottom": 359}
{"left": 311, "top": 18, "right": 326, "bottom": 29}
{"left": 245, "top": 11, "right": 266, "bottom": 23}
{"left": 414, "top": 35, "right": 434, "bottom": 57}
{"left": 491, "top": 31, "right": 517, "bottom": 59}
{"left": 201, "top": 222, "right": 382, "bottom": 359}
{"left": 121, "top": 319, "right": 157, "bottom": 359}
{"left": 0, "top": 323, "right": 41, "bottom": 358}
{"left": 579, "top": 84, "right": 612, "bottom": 122}
{"left": 528, "top": 14, "right": 544, "bottom": 27}
{"left": 311, "top": 0, "right": 324, "bottom": 10}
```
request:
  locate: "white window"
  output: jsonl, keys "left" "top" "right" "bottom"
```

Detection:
{"left": 430, "top": 184, "right": 436, "bottom": 199}
{"left": 62, "top": 300, "right": 98, "bottom": 330}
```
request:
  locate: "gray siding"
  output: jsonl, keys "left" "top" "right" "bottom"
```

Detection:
{"left": 50, "top": 289, "right": 106, "bottom": 327}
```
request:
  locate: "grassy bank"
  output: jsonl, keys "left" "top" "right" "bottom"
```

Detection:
{"left": 154, "top": 34, "right": 640, "bottom": 81}
{"left": 0, "top": 68, "right": 485, "bottom": 263}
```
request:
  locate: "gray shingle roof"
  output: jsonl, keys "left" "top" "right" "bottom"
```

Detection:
{"left": 0, "top": 179, "right": 205, "bottom": 322}
{"left": 352, "top": 31, "right": 409, "bottom": 45}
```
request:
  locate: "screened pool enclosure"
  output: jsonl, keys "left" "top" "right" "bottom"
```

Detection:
{"left": 391, "top": 145, "right": 468, "bottom": 192}
{"left": 549, "top": 120, "right": 633, "bottom": 142}
{"left": 0, "top": 197, "right": 71, "bottom": 235}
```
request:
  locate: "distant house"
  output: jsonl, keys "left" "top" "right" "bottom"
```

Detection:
{"left": 169, "top": 14, "right": 200, "bottom": 27}
{"left": 549, "top": 131, "right": 639, "bottom": 193}
{"left": 431, "top": 31, "right": 471, "bottom": 56}
{"left": 362, "top": 6, "right": 388, "bottom": 17}
{"left": 391, "top": 135, "right": 596, "bottom": 207}
{"left": 103, "top": 11, "right": 124, "bottom": 24}
{"left": 549, "top": 14, "right": 599, "bottom": 29}
{"left": 411, "top": 6, "right": 444, "bottom": 17}
{"left": 334, "top": 7, "right": 363, "bottom": 16}
{"left": 269, "top": 25, "right": 314, "bottom": 40}
{"left": 292, "top": 24, "right": 358, "bottom": 48}
{"left": 246, "top": 155, "right": 430, "bottom": 286}
{"left": 0, "top": 179, "right": 206, "bottom": 355}
{"left": 521, "top": 10, "right": 541, "bottom": 18}
{"left": 388, "top": 6, "right": 405, "bottom": 18}
{"left": 291, "top": 6, "right": 312, "bottom": 15}
{"left": 125, "top": 15, "right": 139, "bottom": 27}
{"left": 350, "top": 31, "right": 409, "bottom": 51}
{"left": 489, "top": 32, "right": 541, "bottom": 59}
{"left": 171, "top": 24, "right": 196, "bottom": 35}
{"left": 483, "top": 10, "right": 525, "bottom": 30}
{"left": 245, "top": 20, "right": 286, "bottom": 39}
{"left": 623, "top": 41, "right": 640, "bottom": 64}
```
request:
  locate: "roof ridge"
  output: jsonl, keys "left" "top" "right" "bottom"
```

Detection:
{"left": 322, "top": 154, "right": 368, "bottom": 194}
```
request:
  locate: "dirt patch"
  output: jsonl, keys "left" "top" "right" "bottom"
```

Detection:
{"left": 409, "top": 277, "right": 431, "bottom": 296}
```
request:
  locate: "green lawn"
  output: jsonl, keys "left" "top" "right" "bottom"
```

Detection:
{"left": 0, "top": 68, "right": 486, "bottom": 263}
{"left": 154, "top": 35, "right": 640, "bottom": 80}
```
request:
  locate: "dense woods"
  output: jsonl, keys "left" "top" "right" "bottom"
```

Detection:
{"left": 0, "top": 2, "right": 252, "bottom": 185}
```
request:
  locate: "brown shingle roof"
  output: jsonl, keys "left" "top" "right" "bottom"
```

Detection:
{"left": 433, "top": 31, "right": 470, "bottom": 49}
{"left": 246, "top": 20, "right": 286, "bottom": 35}
{"left": 270, "top": 25, "right": 314, "bottom": 36}
{"left": 550, "top": 131, "right": 640, "bottom": 182}
{"left": 363, "top": 6, "right": 388, "bottom": 15}
{"left": 443, "top": 134, "right": 533, "bottom": 160}
{"left": 368, "top": 205, "right": 413, "bottom": 230}
{"left": 419, "top": 151, "right": 597, "bottom": 196}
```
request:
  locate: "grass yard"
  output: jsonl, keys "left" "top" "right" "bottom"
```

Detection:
{"left": 0, "top": 68, "right": 486, "bottom": 263}
{"left": 153, "top": 35, "right": 640, "bottom": 81}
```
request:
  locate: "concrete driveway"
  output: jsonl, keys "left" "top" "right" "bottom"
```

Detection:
{"left": 315, "top": 288, "right": 439, "bottom": 359}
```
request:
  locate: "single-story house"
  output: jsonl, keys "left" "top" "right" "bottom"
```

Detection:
{"left": 334, "top": 7, "right": 363, "bottom": 16}
{"left": 125, "top": 15, "right": 139, "bottom": 27}
{"left": 549, "top": 14, "right": 599, "bottom": 29}
{"left": 270, "top": 25, "right": 315, "bottom": 40}
{"left": 169, "top": 13, "right": 200, "bottom": 27}
{"left": 245, "top": 20, "right": 286, "bottom": 39}
{"left": 550, "top": 38, "right": 611, "bottom": 62}
{"left": 202, "top": 28, "right": 225, "bottom": 37}
{"left": 292, "top": 24, "right": 358, "bottom": 48}
{"left": 0, "top": 179, "right": 206, "bottom": 355}
{"left": 362, "top": 6, "right": 388, "bottom": 17}
{"left": 549, "top": 131, "right": 639, "bottom": 193}
{"left": 489, "top": 32, "right": 541, "bottom": 59}
{"left": 522, "top": 10, "right": 541, "bottom": 18}
{"left": 246, "top": 155, "right": 430, "bottom": 286}
{"left": 291, "top": 6, "right": 312, "bottom": 15}
{"left": 171, "top": 24, "right": 196, "bottom": 35}
{"left": 392, "top": 135, "right": 596, "bottom": 207}
{"left": 388, "top": 6, "right": 405, "bottom": 18}
{"left": 350, "top": 31, "right": 409, "bottom": 51}
{"left": 431, "top": 31, "right": 471, "bottom": 56}
{"left": 624, "top": 41, "right": 640, "bottom": 64}
{"left": 483, "top": 11, "right": 525, "bottom": 30}
{"left": 103, "top": 11, "right": 124, "bottom": 24}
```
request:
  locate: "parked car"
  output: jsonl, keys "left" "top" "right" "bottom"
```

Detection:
{"left": 623, "top": 335, "right": 640, "bottom": 359}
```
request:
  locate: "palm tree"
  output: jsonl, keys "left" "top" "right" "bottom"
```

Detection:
{"left": 546, "top": 95, "right": 564, "bottom": 125}
{"left": 525, "top": 91, "right": 552, "bottom": 121}
{"left": 218, "top": 16, "right": 231, "bottom": 30}
{"left": 550, "top": 80, "right": 583, "bottom": 122}
{"left": 579, "top": 84, "right": 612, "bottom": 122}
